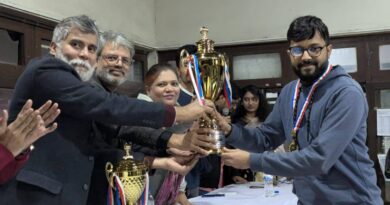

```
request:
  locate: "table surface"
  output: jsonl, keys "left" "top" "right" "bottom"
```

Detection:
{"left": 189, "top": 182, "right": 298, "bottom": 205}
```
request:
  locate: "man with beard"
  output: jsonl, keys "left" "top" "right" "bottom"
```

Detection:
{"left": 87, "top": 31, "right": 211, "bottom": 205}
{"left": 207, "top": 15, "right": 382, "bottom": 204}
{"left": 0, "top": 15, "right": 212, "bottom": 205}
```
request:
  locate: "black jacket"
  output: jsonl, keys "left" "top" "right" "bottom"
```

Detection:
{"left": 0, "top": 55, "right": 174, "bottom": 205}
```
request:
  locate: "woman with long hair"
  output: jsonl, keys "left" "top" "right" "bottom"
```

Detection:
{"left": 232, "top": 85, "right": 269, "bottom": 126}
{"left": 225, "top": 85, "right": 270, "bottom": 185}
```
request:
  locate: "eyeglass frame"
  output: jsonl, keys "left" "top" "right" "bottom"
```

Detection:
{"left": 101, "top": 54, "right": 135, "bottom": 66}
{"left": 288, "top": 45, "right": 328, "bottom": 58}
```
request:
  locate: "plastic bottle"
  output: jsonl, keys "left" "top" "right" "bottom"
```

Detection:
{"left": 263, "top": 174, "right": 274, "bottom": 197}
{"left": 147, "top": 194, "right": 155, "bottom": 205}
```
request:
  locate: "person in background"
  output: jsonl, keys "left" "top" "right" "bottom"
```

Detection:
{"left": 0, "top": 99, "right": 60, "bottom": 184}
{"left": 175, "top": 44, "right": 212, "bottom": 199}
{"left": 224, "top": 85, "right": 270, "bottom": 185}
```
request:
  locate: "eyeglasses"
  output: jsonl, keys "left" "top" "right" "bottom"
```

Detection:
{"left": 288, "top": 45, "right": 327, "bottom": 57}
{"left": 102, "top": 55, "right": 134, "bottom": 66}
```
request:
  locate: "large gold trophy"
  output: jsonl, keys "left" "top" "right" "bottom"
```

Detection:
{"left": 180, "top": 27, "right": 231, "bottom": 154}
{"left": 105, "top": 144, "right": 148, "bottom": 205}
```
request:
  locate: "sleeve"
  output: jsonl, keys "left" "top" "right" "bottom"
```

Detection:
{"left": 249, "top": 86, "right": 367, "bottom": 176}
{"left": 226, "top": 94, "right": 286, "bottom": 152}
{"left": 32, "top": 61, "right": 174, "bottom": 128}
{"left": 179, "top": 178, "right": 187, "bottom": 192}
{"left": 0, "top": 144, "right": 29, "bottom": 184}
{"left": 118, "top": 126, "right": 172, "bottom": 151}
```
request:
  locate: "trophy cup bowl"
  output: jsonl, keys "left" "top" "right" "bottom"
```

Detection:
{"left": 180, "top": 27, "right": 229, "bottom": 154}
{"left": 105, "top": 144, "right": 148, "bottom": 205}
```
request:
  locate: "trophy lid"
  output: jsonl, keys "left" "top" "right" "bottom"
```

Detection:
{"left": 196, "top": 26, "right": 215, "bottom": 54}
{"left": 115, "top": 144, "right": 147, "bottom": 176}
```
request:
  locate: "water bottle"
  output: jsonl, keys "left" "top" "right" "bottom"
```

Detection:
{"left": 263, "top": 174, "right": 274, "bottom": 197}
{"left": 147, "top": 194, "right": 155, "bottom": 205}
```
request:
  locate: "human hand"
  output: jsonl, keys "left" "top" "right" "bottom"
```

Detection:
{"left": 171, "top": 121, "right": 215, "bottom": 156}
{"left": 174, "top": 100, "right": 214, "bottom": 123}
{"left": 175, "top": 191, "right": 192, "bottom": 205}
{"left": 213, "top": 110, "right": 232, "bottom": 135}
{"left": 152, "top": 155, "right": 199, "bottom": 175}
{"left": 166, "top": 147, "right": 193, "bottom": 157}
{"left": 37, "top": 100, "right": 61, "bottom": 127}
{"left": 0, "top": 100, "right": 60, "bottom": 156}
{"left": 232, "top": 176, "right": 248, "bottom": 184}
{"left": 221, "top": 148, "right": 250, "bottom": 169}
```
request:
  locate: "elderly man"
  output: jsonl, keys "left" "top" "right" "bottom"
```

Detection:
{"left": 0, "top": 15, "right": 211, "bottom": 205}
{"left": 87, "top": 31, "right": 211, "bottom": 205}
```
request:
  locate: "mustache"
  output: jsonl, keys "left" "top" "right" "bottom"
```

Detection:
{"left": 298, "top": 60, "right": 317, "bottom": 69}
{"left": 69, "top": 59, "right": 92, "bottom": 69}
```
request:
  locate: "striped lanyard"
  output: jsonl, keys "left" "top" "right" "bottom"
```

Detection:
{"left": 289, "top": 64, "right": 333, "bottom": 151}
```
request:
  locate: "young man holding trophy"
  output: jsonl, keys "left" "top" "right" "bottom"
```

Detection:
{"left": 208, "top": 15, "right": 382, "bottom": 205}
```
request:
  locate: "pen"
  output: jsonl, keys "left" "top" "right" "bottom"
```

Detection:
{"left": 201, "top": 194, "right": 225, "bottom": 197}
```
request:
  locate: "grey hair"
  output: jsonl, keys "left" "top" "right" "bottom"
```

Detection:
{"left": 98, "top": 31, "right": 135, "bottom": 58}
{"left": 52, "top": 15, "right": 101, "bottom": 49}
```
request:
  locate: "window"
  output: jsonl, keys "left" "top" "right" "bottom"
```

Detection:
{"left": 379, "top": 45, "right": 390, "bottom": 71}
{"left": 329, "top": 47, "right": 357, "bottom": 73}
{"left": 233, "top": 53, "right": 282, "bottom": 80}
{"left": 0, "top": 29, "right": 22, "bottom": 65}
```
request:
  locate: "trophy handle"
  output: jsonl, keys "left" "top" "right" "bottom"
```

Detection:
{"left": 180, "top": 49, "right": 190, "bottom": 69}
{"left": 105, "top": 162, "right": 115, "bottom": 188}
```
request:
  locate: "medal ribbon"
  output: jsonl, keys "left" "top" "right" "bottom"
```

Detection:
{"left": 187, "top": 55, "right": 205, "bottom": 105}
{"left": 291, "top": 64, "right": 333, "bottom": 139}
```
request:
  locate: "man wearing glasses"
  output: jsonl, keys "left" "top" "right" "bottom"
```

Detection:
{"left": 210, "top": 15, "right": 383, "bottom": 204}
{"left": 87, "top": 31, "right": 210, "bottom": 205}
{"left": 0, "top": 16, "right": 212, "bottom": 205}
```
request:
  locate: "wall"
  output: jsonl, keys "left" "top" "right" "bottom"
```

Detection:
{"left": 2, "top": 0, "right": 390, "bottom": 50}
{"left": 155, "top": 0, "right": 390, "bottom": 49}
{"left": 0, "top": 0, "right": 157, "bottom": 48}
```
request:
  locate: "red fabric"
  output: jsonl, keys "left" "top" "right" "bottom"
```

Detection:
{"left": 163, "top": 105, "right": 176, "bottom": 127}
{"left": 0, "top": 144, "right": 29, "bottom": 184}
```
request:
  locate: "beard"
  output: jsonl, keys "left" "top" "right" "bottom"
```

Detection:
{"left": 293, "top": 60, "right": 329, "bottom": 85}
{"left": 55, "top": 49, "right": 94, "bottom": 82}
{"left": 96, "top": 68, "right": 127, "bottom": 88}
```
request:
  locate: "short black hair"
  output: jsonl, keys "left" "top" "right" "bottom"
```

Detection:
{"left": 175, "top": 44, "right": 197, "bottom": 68}
{"left": 287, "top": 15, "right": 329, "bottom": 44}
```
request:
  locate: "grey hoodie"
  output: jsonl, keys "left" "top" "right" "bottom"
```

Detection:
{"left": 227, "top": 65, "right": 383, "bottom": 205}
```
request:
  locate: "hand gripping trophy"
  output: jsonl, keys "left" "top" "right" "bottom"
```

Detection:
{"left": 180, "top": 27, "right": 233, "bottom": 154}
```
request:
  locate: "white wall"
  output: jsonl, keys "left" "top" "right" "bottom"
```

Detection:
{"left": 2, "top": 0, "right": 390, "bottom": 50}
{"left": 0, "top": 0, "right": 157, "bottom": 48}
{"left": 155, "top": 0, "right": 390, "bottom": 49}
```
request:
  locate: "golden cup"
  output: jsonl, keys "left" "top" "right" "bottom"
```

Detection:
{"left": 181, "top": 27, "right": 229, "bottom": 154}
{"left": 105, "top": 144, "right": 148, "bottom": 205}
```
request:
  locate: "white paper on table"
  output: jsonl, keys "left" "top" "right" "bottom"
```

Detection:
{"left": 377, "top": 109, "right": 390, "bottom": 136}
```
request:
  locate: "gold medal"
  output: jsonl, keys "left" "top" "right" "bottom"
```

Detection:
{"left": 291, "top": 130, "right": 296, "bottom": 137}
{"left": 289, "top": 141, "right": 297, "bottom": 152}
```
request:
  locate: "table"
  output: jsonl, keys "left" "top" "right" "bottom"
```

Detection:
{"left": 189, "top": 182, "right": 298, "bottom": 205}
